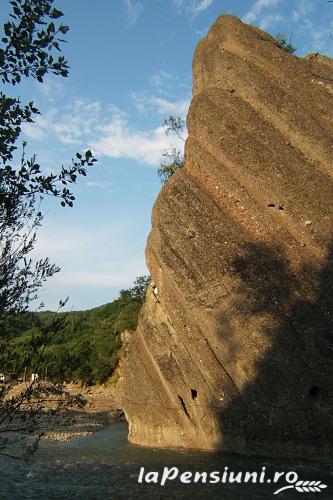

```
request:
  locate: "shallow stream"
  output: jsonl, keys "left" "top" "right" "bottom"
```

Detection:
{"left": 1, "top": 423, "right": 332, "bottom": 499}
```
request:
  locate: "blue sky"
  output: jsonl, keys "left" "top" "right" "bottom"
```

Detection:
{"left": 7, "top": 0, "right": 333, "bottom": 311}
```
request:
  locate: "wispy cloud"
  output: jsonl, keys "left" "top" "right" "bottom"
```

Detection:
{"left": 243, "top": 0, "right": 282, "bottom": 25}
{"left": 86, "top": 181, "right": 113, "bottom": 189}
{"left": 192, "top": 0, "right": 214, "bottom": 14}
{"left": 23, "top": 97, "right": 185, "bottom": 167}
{"left": 244, "top": 0, "right": 330, "bottom": 54}
{"left": 132, "top": 92, "right": 190, "bottom": 117}
{"left": 291, "top": 0, "right": 315, "bottom": 22}
{"left": 22, "top": 69, "right": 190, "bottom": 168}
{"left": 123, "top": 0, "right": 143, "bottom": 25}
{"left": 92, "top": 118, "right": 184, "bottom": 166}
{"left": 150, "top": 70, "right": 173, "bottom": 88}
{"left": 289, "top": 0, "right": 333, "bottom": 55}
{"left": 301, "top": 23, "right": 333, "bottom": 54}
{"left": 22, "top": 120, "right": 47, "bottom": 141}
{"left": 260, "top": 13, "right": 283, "bottom": 29}
{"left": 37, "top": 78, "right": 65, "bottom": 101}
{"left": 173, "top": 0, "right": 214, "bottom": 16}
{"left": 22, "top": 99, "right": 103, "bottom": 146}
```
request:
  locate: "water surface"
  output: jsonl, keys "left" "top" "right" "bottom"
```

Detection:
{"left": 1, "top": 423, "right": 332, "bottom": 499}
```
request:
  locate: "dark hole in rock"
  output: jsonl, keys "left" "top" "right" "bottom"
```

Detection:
{"left": 178, "top": 395, "right": 190, "bottom": 418}
{"left": 191, "top": 389, "right": 198, "bottom": 400}
{"left": 268, "top": 203, "right": 275, "bottom": 207}
{"left": 279, "top": 205, "right": 284, "bottom": 210}
{"left": 309, "top": 386, "right": 320, "bottom": 399}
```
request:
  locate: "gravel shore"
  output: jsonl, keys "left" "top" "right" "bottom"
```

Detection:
{"left": 41, "top": 382, "right": 125, "bottom": 441}
{"left": 1, "top": 380, "right": 125, "bottom": 443}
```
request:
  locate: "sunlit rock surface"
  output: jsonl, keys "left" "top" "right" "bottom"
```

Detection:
{"left": 121, "top": 15, "right": 333, "bottom": 460}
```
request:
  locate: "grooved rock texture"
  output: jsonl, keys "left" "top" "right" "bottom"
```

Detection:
{"left": 121, "top": 15, "right": 333, "bottom": 459}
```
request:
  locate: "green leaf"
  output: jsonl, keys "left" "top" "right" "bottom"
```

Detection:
{"left": 50, "top": 8, "right": 64, "bottom": 19}
{"left": 59, "top": 25, "right": 69, "bottom": 34}
{"left": 4, "top": 23, "right": 11, "bottom": 37}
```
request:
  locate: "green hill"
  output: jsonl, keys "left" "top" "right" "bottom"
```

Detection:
{"left": 0, "top": 276, "right": 150, "bottom": 385}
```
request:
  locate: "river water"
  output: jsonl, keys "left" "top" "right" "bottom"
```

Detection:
{"left": 1, "top": 423, "right": 332, "bottom": 499}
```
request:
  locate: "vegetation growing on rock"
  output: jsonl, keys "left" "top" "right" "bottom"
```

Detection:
{"left": 274, "top": 33, "right": 296, "bottom": 54}
{"left": 157, "top": 115, "right": 186, "bottom": 185}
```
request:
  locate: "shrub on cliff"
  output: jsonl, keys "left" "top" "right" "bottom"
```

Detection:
{"left": 158, "top": 115, "right": 186, "bottom": 185}
{"left": 274, "top": 33, "right": 296, "bottom": 54}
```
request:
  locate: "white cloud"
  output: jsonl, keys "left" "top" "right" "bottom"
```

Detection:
{"left": 22, "top": 80, "right": 188, "bottom": 167}
{"left": 289, "top": 0, "right": 333, "bottom": 55}
{"left": 22, "top": 120, "right": 47, "bottom": 141}
{"left": 151, "top": 70, "right": 173, "bottom": 88}
{"left": 23, "top": 104, "right": 184, "bottom": 166}
{"left": 123, "top": 0, "right": 143, "bottom": 25}
{"left": 243, "top": 0, "right": 282, "bottom": 25}
{"left": 132, "top": 92, "right": 190, "bottom": 117}
{"left": 192, "top": 0, "right": 214, "bottom": 14}
{"left": 37, "top": 78, "right": 65, "bottom": 101}
{"left": 173, "top": 0, "right": 214, "bottom": 16}
{"left": 260, "top": 13, "right": 283, "bottom": 29}
{"left": 20, "top": 64, "right": 193, "bottom": 174}
{"left": 304, "top": 24, "right": 333, "bottom": 54}
{"left": 86, "top": 181, "right": 113, "bottom": 188}
{"left": 22, "top": 98, "right": 103, "bottom": 146}
{"left": 92, "top": 118, "right": 184, "bottom": 166}
{"left": 292, "top": 0, "right": 315, "bottom": 22}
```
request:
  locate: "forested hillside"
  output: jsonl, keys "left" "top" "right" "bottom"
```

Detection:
{"left": 0, "top": 276, "right": 149, "bottom": 385}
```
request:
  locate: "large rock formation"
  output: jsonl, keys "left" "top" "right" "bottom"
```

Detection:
{"left": 121, "top": 15, "right": 333, "bottom": 459}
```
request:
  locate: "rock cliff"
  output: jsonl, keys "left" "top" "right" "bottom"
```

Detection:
{"left": 121, "top": 15, "right": 333, "bottom": 459}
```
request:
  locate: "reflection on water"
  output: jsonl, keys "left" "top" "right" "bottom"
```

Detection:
{"left": 1, "top": 423, "right": 332, "bottom": 499}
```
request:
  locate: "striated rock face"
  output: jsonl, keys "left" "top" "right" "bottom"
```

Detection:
{"left": 121, "top": 15, "right": 333, "bottom": 459}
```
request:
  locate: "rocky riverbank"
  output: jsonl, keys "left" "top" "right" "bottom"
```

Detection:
{"left": 41, "top": 382, "right": 125, "bottom": 441}
{"left": 1, "top": 380, "right": 125, "bottom": 443}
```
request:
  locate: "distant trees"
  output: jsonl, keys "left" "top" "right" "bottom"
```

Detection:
{"left": 274, "top": 33, "right": 296, "bottom": 54}
{"left": 119, "top": 274, "right": 150, "bottom": 303}
{"left": 158, "top": 115, "right": 186, "bottom": 185}
{"left": 0, "top": 0, "right": 96, "bottom": 323}
{"left": 2, "top": 275, "right": 150, "bottom": 386}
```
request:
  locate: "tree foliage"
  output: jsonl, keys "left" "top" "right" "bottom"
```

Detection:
{"left": 0, "top": 0, "right": 97, "bottom": 457}
{"left": 2, "top": 276, "right": 150, "bottom": 385}
{"left": 162, "top": 115, "right": 186, "bottom": 141}
{"left": 0, "top": 0, "right": 96, "bottom": 321}
{"left": 158, "top": 115, "right": 186, "bottom": 185}
{"left": 0, "top": 0, "right": 70, "bottom": 85}
{"left": 157, "top": 148, "right": 185, "bottom": 185}
{"left": 119, "top": 274, "right": 150, "bottom": 303}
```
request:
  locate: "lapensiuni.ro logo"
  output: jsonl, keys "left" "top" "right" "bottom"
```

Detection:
{"left": 137, "top": 466, "right": 328, "bottom": 495}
